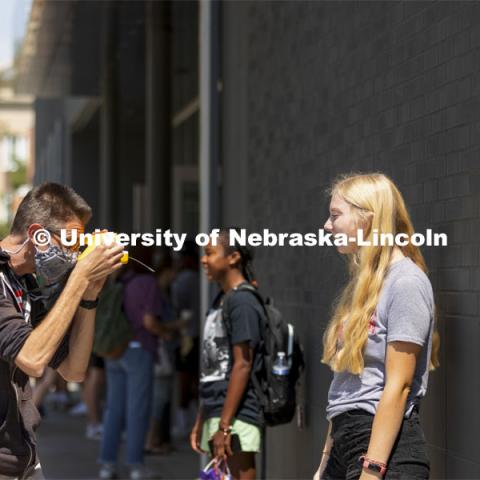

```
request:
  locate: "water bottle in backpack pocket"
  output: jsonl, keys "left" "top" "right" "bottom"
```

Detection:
{"left": 268, "top": 351, "right": 292, "bottom": 415}
{"left": 272, "top": 352, "right": 289, "bottom": 375}
{"left": 222, "top": 284, "right": 305, "bottom": 427}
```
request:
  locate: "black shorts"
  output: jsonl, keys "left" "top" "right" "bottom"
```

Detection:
{"left": 324, "top": 408, "right": 430, "bottom": 480}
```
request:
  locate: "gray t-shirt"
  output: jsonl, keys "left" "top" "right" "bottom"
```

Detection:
{"left": 326, "top": 257, "right": 434, "bottom": 420}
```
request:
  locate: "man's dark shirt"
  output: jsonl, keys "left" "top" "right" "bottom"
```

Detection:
{"left": 0, "top": 248, "right": 69, "bottom": 477}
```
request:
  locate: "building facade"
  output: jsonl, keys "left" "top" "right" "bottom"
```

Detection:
{"left": 16, "top": 1, "right": 480, "bottom": 477}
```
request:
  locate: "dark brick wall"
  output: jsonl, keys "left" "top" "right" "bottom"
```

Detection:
{"left": 223, "top": 1, "right": 480, "bottom": 477}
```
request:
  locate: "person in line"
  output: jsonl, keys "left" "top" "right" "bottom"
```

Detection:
{"left": 82, "top": 354, "right": 106, "bottom": 440}
{"left": 0, "top": 182, "right": 123, "bottom": 480}
{"left": 146, "top": 251, "right": 177, "bottom": 455}
{"left": 171, "top": 241, "right": 200, "bottom": 438}
{"left": 190, "top": 228, "right": 264, "bottom": 480}
{"left": 314, "top": 173, "right": 439, "bottom": 479}
{"left": 98, "top": 246, "right": 163, "bottom": 480}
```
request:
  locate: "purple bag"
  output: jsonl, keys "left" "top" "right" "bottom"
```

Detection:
{"left": 200, "top": 458, "right": 232, "bottom": 480}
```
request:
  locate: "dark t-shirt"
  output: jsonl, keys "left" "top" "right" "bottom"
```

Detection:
{"left": 199, "top": 289, "right": 264, "bottom": 427}
{"left": 0, "top": 249, "right": 69, "bottom": 475}
{"left": 0, "top": 259, "right": 69, "bottom": 370}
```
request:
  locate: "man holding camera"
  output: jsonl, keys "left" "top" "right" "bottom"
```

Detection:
{"left": 0, "top": 183, "right": 124, "bottom": 479}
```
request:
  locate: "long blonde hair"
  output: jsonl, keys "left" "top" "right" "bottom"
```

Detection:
{"left": 322, "top": 172, "right": 440, "bottom": 374}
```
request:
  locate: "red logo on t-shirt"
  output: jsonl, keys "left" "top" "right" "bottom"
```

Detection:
{"left": 368, "top": 311, "right": 377, "bottom": 335}
{"left": 14, "top": 289, "right": 23, "bottom": 312}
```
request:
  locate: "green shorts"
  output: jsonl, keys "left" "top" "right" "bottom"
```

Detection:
{"left": 200, "top": 417, "right": 262, "bottom": 454}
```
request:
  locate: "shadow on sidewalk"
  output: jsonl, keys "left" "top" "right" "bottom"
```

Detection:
{"left": 36, "top": 410, "right": 199, "bottom": 479}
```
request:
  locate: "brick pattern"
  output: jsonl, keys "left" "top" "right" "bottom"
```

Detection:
{"left": 243, "top": 1, "right": 480, "bottom": 477}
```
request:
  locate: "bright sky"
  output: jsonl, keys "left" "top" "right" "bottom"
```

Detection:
{"left": 0, "top": 0, "right": 32, "bottom": 70}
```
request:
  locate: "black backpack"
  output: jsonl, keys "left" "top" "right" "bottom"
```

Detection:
{"left": 221, "top": 283, "right": 305, "bottom": 427}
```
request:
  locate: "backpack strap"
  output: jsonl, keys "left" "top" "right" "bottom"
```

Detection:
{"left": 221, "top": 283, "right": 269, "bottom": 410}
{"left": 211, "top": 289, "right": 224, "bottom": 314}
{"left": 221, "top": 282, "right": 267, "bottom": 337}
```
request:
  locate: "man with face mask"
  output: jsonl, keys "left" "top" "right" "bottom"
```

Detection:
{"left": 0, "top": 183, "right": 125, "bottom": 480}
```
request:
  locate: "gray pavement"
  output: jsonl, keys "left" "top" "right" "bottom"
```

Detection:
{"left": 36, "top": 411, "right": 199, "bottom": 480}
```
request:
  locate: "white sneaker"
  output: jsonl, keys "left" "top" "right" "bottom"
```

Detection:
{"left": 69, "top": 401, "right": 87, "bottom": 416}
{"left": 129, "top": 466, "right": 157, "bottom": 480}
{"left": 98, "top": 463, "right": 117, "bottom": 480}
{"left": 86, "top": 423, "right": 104, "bottom": 440}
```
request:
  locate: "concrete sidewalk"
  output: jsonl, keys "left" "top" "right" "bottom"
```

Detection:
{"left": 36, "top": 411, "right": 199, "bottom": 480}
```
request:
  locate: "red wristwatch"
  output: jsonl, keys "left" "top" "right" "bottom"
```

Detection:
{"left": 358, "top": 455, "right": 387, "bottom": 476}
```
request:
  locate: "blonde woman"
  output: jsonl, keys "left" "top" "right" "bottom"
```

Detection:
{"left": 314, "top": 173, "right": 439, "bottom": 480}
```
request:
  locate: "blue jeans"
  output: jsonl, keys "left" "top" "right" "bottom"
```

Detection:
{"left": 99, "top": 346, "right": 154, "bottom": 466}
